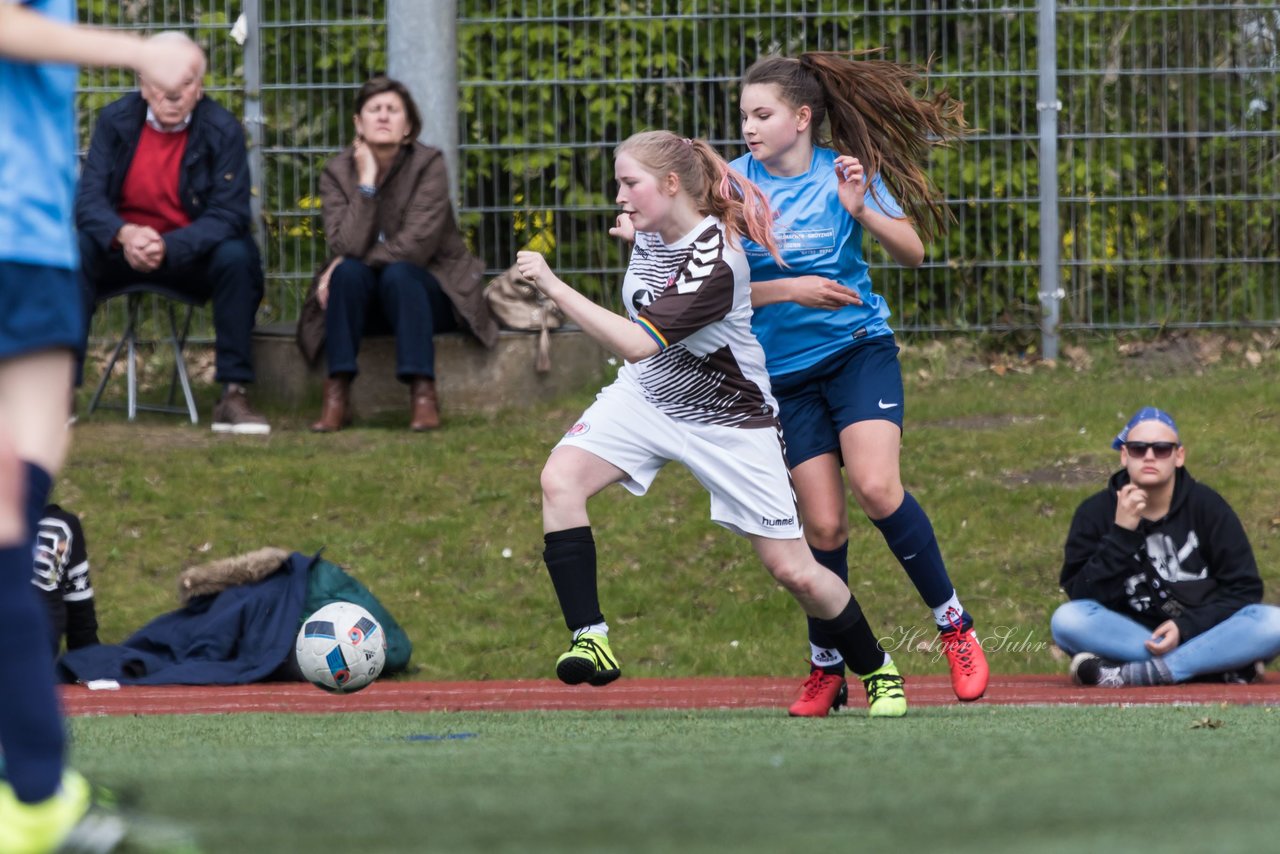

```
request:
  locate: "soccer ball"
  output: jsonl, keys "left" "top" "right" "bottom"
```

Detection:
{"left": 295, "top": 601, "right": 387, "bottom": 694}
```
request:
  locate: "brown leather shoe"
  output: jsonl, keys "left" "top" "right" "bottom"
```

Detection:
{"left": 212, "top": 386, "right": 271, "bottom": 435}
{"left": 310, "top": 376, "right": 351, "bottom": 433}
{"left": 409, "top": 377, "right": 440, "bottom": 431}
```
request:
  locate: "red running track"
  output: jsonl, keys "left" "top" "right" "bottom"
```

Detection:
{"left": 61, "top": 673, "right": 1280, "bottom": 717}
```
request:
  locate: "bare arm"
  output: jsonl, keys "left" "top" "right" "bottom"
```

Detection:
{"left": 516, "top": 251, "right": 659, "bottom": 363}
{"left": 749, "top": 276, "right": 864, "bottom": 309}
{"left": 0, "top": 7, "right": 202, "bottom": 90}
{"left": 834, "top": 155, "right": 925, "bottom": 268}
{"left": 856, "top": 205, "right": 925, "bottom": 268}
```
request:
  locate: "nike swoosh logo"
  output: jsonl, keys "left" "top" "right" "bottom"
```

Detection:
{"left": 878, "top": 400, "right": 900, "bottom": 410}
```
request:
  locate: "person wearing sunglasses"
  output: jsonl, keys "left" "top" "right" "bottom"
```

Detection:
{"left": 1052, "top": 406, "right": 1280, "bottom": 687}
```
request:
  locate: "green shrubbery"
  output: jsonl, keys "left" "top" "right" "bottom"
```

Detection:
{"left": 76, "top": 2, "right": 1278, "bottom": 331}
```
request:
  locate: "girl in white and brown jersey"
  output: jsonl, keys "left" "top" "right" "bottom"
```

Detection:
{"left": 515, "top": 130, "right": 907, "bottom": 717}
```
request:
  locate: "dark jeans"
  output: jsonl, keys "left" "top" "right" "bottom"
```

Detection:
{"left": 325, "top": 259, "right": 458, "bottom": 382}
{"left": 79, "top": 234, "right": 263, "bottom": 384}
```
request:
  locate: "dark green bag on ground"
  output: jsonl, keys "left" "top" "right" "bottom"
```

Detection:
{"left": 303, "top": 557, "right": 413, "bottom": 674}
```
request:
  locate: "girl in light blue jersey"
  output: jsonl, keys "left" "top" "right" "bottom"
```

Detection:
{"left": 730, "top": 51, "right": 987, "bottom": 715}
{"left": 0, "top": 6, "right": 201, "bottom": 851}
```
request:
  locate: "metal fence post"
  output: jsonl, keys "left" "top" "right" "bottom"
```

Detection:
{"left": 389, "top": 0, "right": 460, "bottom": 207}
{"left": 1037, "top": 0, "right": 1062, "bottom": 360}
{"left": 241, "top": 0, "right": 266, "bottom": 255}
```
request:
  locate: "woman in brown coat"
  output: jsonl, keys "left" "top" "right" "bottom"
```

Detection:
{"left": 310, "top": 76, "right": 497, "bottom": 432}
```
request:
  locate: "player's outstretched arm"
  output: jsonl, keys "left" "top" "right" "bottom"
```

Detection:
{"left": 0, "top": 6, "right": 203, "bottom": 91}
{"left": 516, "top": 250, "right": 659, "bottom": 363}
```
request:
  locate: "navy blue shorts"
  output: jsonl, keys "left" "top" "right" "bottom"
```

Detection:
{"left": 770, "top": 334, "right": 904, "bottom": 468}
{"left": 0, "top": 262, "right": 84, "bottom": 362}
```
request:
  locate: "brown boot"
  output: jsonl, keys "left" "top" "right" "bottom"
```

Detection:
{"left": 409, "top": 377, "right": 440, "bottom": 431}
{"left": 310, "top": 376, "right": 351, "bottom": 433}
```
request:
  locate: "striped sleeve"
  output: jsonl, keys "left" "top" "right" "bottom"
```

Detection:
{"left": 635, "top": 226, "right": 734, "bottom": 348}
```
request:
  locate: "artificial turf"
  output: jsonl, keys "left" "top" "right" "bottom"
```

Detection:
{"left": 72, "top": 703, "right": 1280, "bottom": 853}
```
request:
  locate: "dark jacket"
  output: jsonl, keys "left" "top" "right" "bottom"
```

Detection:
{"left": 34, "top": 504, "right": 98, "bottom": 657}
{"left": 58, "top": 552, "right": 313, "bottom": 686}
{"left": 295, "top": 141, "right": 497, "bottom": 361}
{"left": 74, "top": 92, "right": 255, "bottom": 270}
{"left": 1060, "top": 466, "right": 1263, "bottom": 641}
{"left": 57, "top": 551, "right": 412, "bottom": 685}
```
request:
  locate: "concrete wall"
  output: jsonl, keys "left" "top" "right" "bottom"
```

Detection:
{"left": 252, "top": 326, "right": 607, "bottom": 417}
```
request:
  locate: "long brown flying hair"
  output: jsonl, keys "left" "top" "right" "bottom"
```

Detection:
{"left": 742, "top": 50, "right": 968, "bottom": 241}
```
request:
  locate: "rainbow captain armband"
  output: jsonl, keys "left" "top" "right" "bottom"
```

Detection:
{"left": 636, "top": 316, "right": 668, "bottom": 349}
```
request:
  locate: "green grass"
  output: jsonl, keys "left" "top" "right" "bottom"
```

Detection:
{"left": 63, "top": 333, "right": 1280, "bottom": 680}
{"left": 72, "top": 705, "right": 1280, "bottom": 853}
{"left": 59, "top": 333, "right": 1280, "bottom": 852}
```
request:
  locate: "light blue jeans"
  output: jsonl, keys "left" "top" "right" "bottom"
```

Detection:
{"left": 1051, "top": 599, "right": 1280, "bottom": 683}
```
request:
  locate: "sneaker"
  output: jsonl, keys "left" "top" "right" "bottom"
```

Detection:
{"left": 211, "top": 387, "right": 271, "bottom": 435}
{"left": 938, "top": 620, "right": 988, "bottom": 701}
{"left": 555, "top": 632, "right": 621, "bottom": 686}
{"left": 1199, "top": 661, "right": 1265, "bottom": 685}
{"left": 0, "top": 771, "right": 126, "bottom": 854}
{"left": 1225, "top": 661, "right": 1265, "bottom": 684}
{"left": 1070, "top": 652, "right": 1126, "bottom": 687}
{"left": 859, "top": 660, "right": 908, "bottom": 718}
{"left": 788, "top": 665, "right": 848, "bottom": 717}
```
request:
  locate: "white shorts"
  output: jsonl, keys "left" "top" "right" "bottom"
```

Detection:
{"left": 556, "top": 380, "right": 802, "bottom": 539}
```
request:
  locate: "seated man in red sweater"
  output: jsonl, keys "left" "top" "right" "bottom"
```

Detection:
{"left": 75, "top": 31, "right": 269, "bottom": 433}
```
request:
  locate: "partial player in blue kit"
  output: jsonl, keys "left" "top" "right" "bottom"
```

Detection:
{"left": 0, "top": 4, "right": 203, "bottom": 851}
{"left": 517, "top": 130, "right": 907, "bottom": 718}
{"left": 731, "top": 51, "right": 988, "bottom": 714}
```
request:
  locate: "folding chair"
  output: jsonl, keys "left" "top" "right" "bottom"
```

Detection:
{"left": 85, "top": 284, "right": 201, "bottom": 424}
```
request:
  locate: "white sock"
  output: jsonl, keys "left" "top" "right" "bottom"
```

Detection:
{"left": 573, "top": 622, "right": 608, "bottom": 640}
{"left": 810, "top": 644, "right": 844, "bottom": 668}
{"left": 931, "top": 593, "right": 965, "bottom": 629}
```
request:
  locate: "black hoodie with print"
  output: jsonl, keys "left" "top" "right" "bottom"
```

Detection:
{"left": 1060, "top": 466, "right": 1262, "bottom": 641}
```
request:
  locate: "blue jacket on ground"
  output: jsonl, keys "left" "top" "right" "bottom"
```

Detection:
{"left": 74, "top": 91, "right": 255, "bottom": 270}
{"left": 58, "top": 552, "right": 313, "bottom": 685}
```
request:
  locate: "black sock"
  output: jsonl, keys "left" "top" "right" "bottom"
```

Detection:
{"left": 812, "top": 596, "right": 886, "bottom": 677}
{"left": 807, "top": 541, "right": 849, "bottom": 675}
{"left": 543, "top": 526, "right": 604, "bottom": 631}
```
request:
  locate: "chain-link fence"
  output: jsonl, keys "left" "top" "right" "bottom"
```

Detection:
{"left": 78, "top": 0, "right": 388, "bottom": 340}
{"left": 77, "top": 1, "right": 1280, "bottom": 347}
{"left": 1057, "top": 3, "right": 1280, "bottom": 331}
